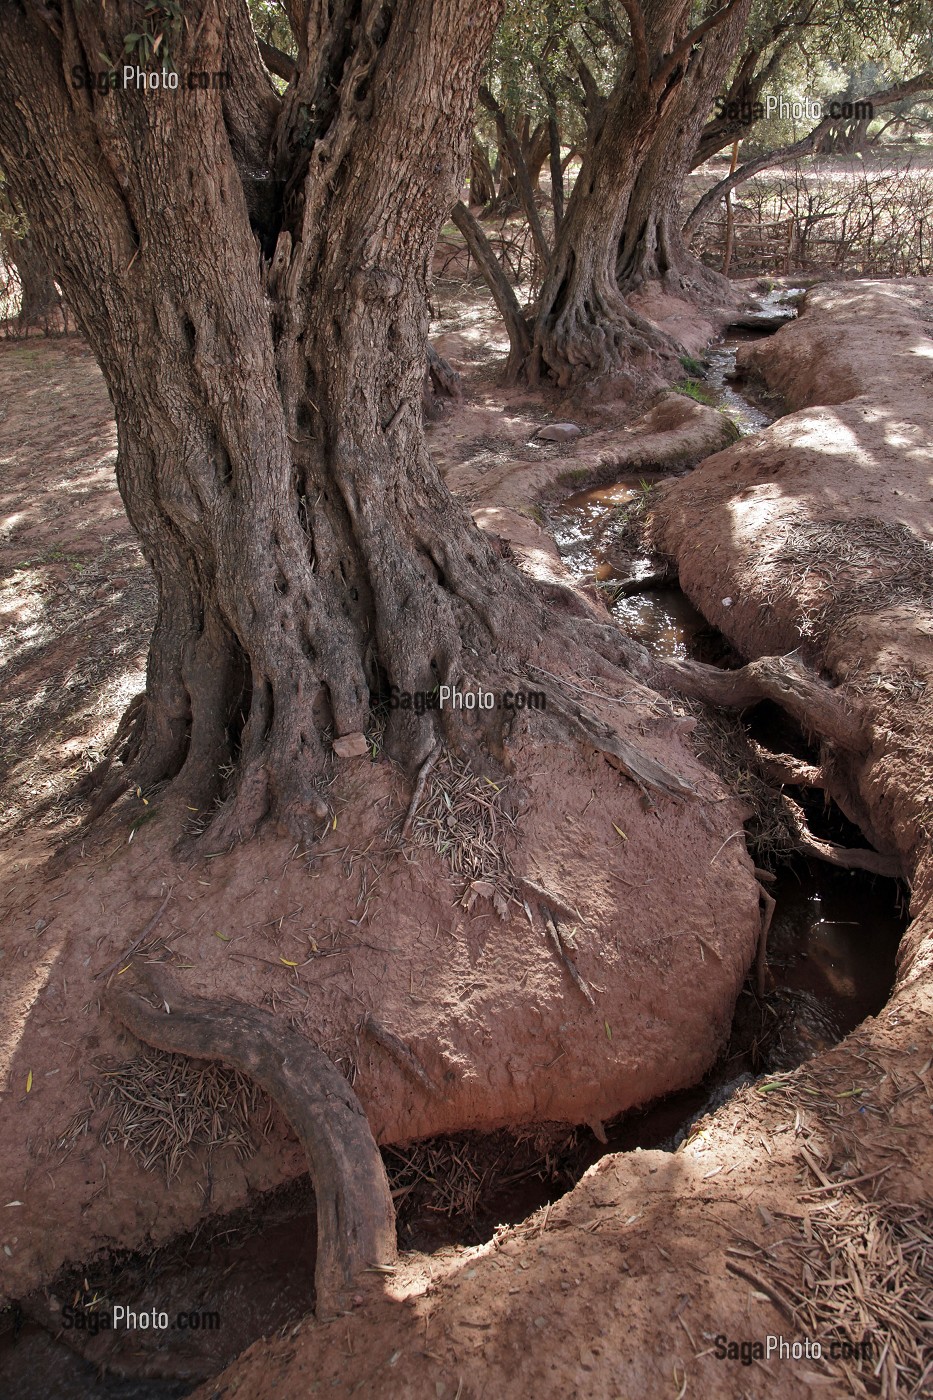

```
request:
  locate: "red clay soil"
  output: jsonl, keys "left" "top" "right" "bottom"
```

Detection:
{"left": 0, "top": 305, "right": 761, "bottom": 1309}
{"left": 190, "top": 283, "right": 933, "bottom": 1398}
{"left": 4, "top": 281, "right": 932, "bottom": 1399}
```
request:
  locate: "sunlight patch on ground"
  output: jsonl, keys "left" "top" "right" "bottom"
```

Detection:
{"left": 0, "top": 929, "right": 63, "bottom": 1093}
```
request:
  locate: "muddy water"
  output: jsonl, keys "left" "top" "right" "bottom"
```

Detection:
{"left": 550, "top": 479, "right": 714, "bottom": 660}
{"left": 546, "top": 290, "right": 907, "bottom": 1150}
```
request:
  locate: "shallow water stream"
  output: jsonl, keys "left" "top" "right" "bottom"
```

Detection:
{"left": 544, "top": 289, "right": 907, "bottom": 1150}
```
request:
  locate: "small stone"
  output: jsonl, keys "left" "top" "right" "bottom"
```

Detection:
{"left": 332, "top": 732, "right": 369, "bottom": 758}
{"left": 536, "top": 422, "right": 581, "bottom": 442}
{"left": 722, "top": 596, "right": 733, "bottom": 607}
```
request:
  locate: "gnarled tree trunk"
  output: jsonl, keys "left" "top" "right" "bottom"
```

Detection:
{"left": 469, "top": 140, "right": 497, "bottom": 207}
{"left": 532, "top": 0, "right": 752, "bottom": 387}
{"left": 2, "top": 228, "right": 62, "bottom": 331}
{"left": 530, "top": 18, "right": 680, "bottom": 387}
{"left": 0, "top": 0, "right": 541, "bottom": 847}
{"left": 615, "top": 0, "right": 751, "bottom": 299}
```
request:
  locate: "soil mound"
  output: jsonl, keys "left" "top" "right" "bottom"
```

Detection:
{"left": 196, "top": 279, "right": 933, "bottom": 1400}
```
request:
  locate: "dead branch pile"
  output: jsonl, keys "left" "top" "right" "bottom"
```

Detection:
{"left": 691, "top": 159, "right": 933, "bottom": 278}
{"left": 384, "top": 1127, "right": 576, "bottom": 1221}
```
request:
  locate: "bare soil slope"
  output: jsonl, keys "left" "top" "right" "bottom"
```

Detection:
{"left": 195, "top": 282, "right": 933, "bottom": 1399}
{"left": 0, "top": 311, "right": 760, "bottom": 1306}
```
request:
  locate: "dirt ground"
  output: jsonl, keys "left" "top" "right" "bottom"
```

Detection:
{"left": 0, "top": 286, "right": 762, "bottom": 1309}
{"left": 2, "top": 279, "right": 932, "bottom": 1397}
{"left": 189, "top": 283, "right": 933, "bottom": 1398}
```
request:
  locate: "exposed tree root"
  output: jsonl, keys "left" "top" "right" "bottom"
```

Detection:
{"left": 747, "top": 742, "right": 825, "bottom": 790}
{"left": 106, "top": 963, "right": 396, "bottom": 1318}
{"left": 362, "top": 1014, "right": 440, "bottom": 1097}
{"left": 578, "top": 622, "right": 905, "bottom": 881}
{"left": 781, "top": 796, "right": 903, "bottom": 879}
{"left": 400, "top": 743, "right": 442, "bottom": 841}
{"left": 611, "top": 570, "right": 675, "bottom": 598}
{"left": 755, "top": 882, "right": 776, "bottom": 998}
{"left": 71, "top": 691, "right": 146, "bottom": 815}
{"left": 537, "top": 671, "right": 699, "bottom": 801}
{"left": 541, "top": 905, "right": 595, "bottom": 1007}
{"left": 661, "top": 654, "right": 867, "bottom": 752}
{"left": 584, "top": 626, "right": 868, "bottom": 754}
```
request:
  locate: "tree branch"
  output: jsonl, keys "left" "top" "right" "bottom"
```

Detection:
{"left": 652, "top": 0, "right": 746, "bottom": 96}
{"left": 618, "top": 0, "right": 650, "bottom": 91}
{"left": 258, "top": 37, "right": 298, "bottom": 83}
{"left": 684, "top": 70, "right": 933, "bottom": 241}
{"left": 782, "top": 797, "right": 902, "bottom": 878}
{"left": 478, "top": 86, "right": 551, "bottom": 268}
{"left": 451, "top": 200, "right": 532, "bottom": 380}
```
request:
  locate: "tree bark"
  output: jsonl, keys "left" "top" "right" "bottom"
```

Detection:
{"left": 0, "top": 0, "right": 539, "bottom": 846}
{"left": 614, "top": 0, "right": 752, "bottom": 297}
{"left": 546, "top": 115, "right": 564, "bottom": 231}
{"left": 524, "top": 120, "right": 551, "bottom": 192}
{"left": 3, "top": 228, "right": 62, "bottom": 331}
{"left": 469, "top": 140, "right": 497, "bottom": 208}
{"left": 107, "top": 962, "right": 396, "bottom": 1317}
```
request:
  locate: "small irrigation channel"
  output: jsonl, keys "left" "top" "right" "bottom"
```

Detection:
{"left": 545, "top": 283, "right": 908, "bottom": 1144}
{"left": 0, "top": 288, "right": 909, "bottom": 1397}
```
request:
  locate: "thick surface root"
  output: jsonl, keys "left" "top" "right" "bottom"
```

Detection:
{"left": 106, "top": 963, "right": 397, "bottom": 1317}
{"left": 586, "top": 624, "right": 868, "bottom": 754}
{"left": 529, "top": 665, "right": 698, "bottom": 801}
{"left": 781, "top": 796, "right": 903, "bottom": 878}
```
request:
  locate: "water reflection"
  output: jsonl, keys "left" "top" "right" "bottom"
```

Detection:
{"left": 611, "top": 589, "right": 707, "bottom": 660}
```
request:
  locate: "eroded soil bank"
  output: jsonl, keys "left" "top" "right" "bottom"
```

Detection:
{"left": 188, "top": 284, "right": 933, "bottom": 1398}
{"left": 0, "top": 292, "right": 764, "bottom": 1319}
